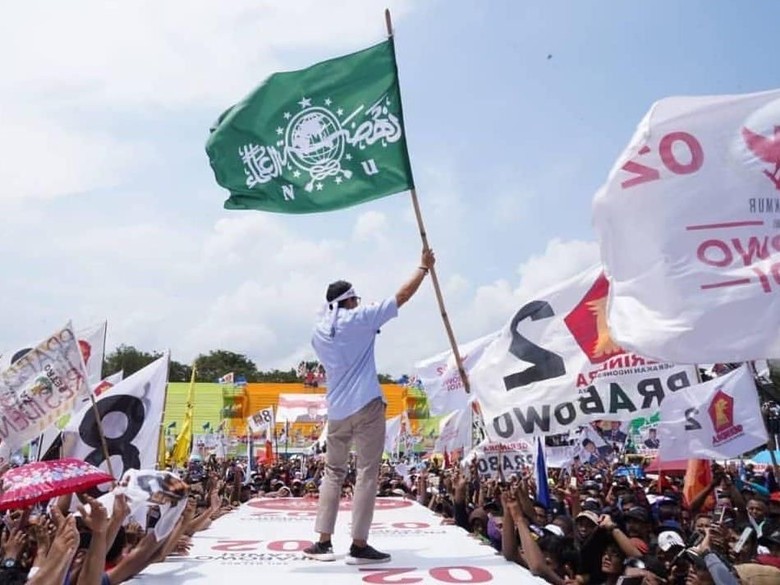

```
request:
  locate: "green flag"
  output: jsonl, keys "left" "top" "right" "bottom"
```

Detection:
{"left": 206, "top": 40, "right": 414, "bottom": 214}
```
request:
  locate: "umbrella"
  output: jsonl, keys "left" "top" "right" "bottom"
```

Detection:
{"left": 750, "top": 450, "right": 780, "bottom": 465}
{"left": 0, "top": 458, "right": 113, "bottom": 510}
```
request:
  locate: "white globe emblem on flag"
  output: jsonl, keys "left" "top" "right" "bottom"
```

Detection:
{"left": 285, "top": 106, "right": 352, "bottom": 190}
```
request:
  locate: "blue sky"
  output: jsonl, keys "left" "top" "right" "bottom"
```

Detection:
{"left": 2, "top": 1, "right": 778, "bottom": 375}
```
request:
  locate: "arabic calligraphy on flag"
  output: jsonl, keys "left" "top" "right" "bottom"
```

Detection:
{"left": 206, "top": 40, "right": 413, "bottom": 214}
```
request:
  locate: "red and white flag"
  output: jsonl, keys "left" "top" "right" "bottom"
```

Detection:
{"left": 658, "top": 365, "right": 766, "bottom": 460}
{"left": 469, "top": 266, "right": 696, "bottom": 440}
{"left": 593, "top": 88, "right": 780, "bottom": 363}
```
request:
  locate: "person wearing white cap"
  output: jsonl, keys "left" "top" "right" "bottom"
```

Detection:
{"left": 303, "top": 248, "right": 435, "bottom": 565}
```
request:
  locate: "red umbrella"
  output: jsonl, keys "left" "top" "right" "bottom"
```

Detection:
{"left": 0, "top": 458, "right": 114, "bottom": 510}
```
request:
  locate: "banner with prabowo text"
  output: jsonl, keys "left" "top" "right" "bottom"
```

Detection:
{"left": 462, "top": 439, "right": 535, "bottom": 478}
{"left": 62, "top": 354, "right": 168, "bottom": 488}
{"left": 593, "top": 88, "right": 780, "bottom": 363}
{"left": 0, "top": 322, "right": 90, "bottom": 450}
{"left": 469, "top": 266, "right": 697, "bottom": 441}
{"left": 659, "top": 365, "right": 767, "bottom": 460}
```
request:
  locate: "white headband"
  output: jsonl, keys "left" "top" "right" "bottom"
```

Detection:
{"left": 326, "top": 287, "right": 358, "bottom": 337}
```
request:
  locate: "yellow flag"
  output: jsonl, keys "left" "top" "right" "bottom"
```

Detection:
{"left": 170, "top": 366, "right": 197, "bottom": 466}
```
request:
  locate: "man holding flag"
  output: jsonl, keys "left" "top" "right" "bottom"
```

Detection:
{"left": 206, "top": 17, "right": 455, "bottom": 566}
{"left": 304, "top": 248, "right": 435, "bottom": 564}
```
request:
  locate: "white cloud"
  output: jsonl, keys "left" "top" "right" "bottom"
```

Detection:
{"left": 0, "top": 109, "right": 146, "bottom": 201}
{"left": 0, "top": 1, "right": 414, "bottom": 109}
{"left": 0, "top": 0, "right": 414, "bottom": 202}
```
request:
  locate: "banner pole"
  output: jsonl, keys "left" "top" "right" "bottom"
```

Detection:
{"left": 385, "top": 9, "right": 471, "bottom": 395}
{"left": 155, "top": 353, "right": 172, "bottom": 469}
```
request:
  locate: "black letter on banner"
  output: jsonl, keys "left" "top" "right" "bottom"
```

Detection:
{"left": 579, "top": 386, "right": 605, "bottom": 414}
{"left": 79, "top": 394, "right": 144, "bottom": 495}
{"left": 666, "top": 371, "right": 691, "bottom": 393}
{"left": 554, "top": 402, "right": 576, "bottom": 425}
{"left": 513, "top": 405, "right": 551, "bottom": 434}
{"left": 637, "top": 378, "right": 664, "bottom": 409}
{"left": 503, "top": 301, "right": 566, "bottom": 391}
{"left": 608, "top": 383, "right": 637, "bottom": 414}
{"left": 684, "top": 407, "right": 702, "bottom": 431}
{"left": 493, "top": 413, "right": 514, "bottom": 439}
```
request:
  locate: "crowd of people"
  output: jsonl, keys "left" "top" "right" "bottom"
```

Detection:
{"left": 215, "top": 452, "right": 780, "bottom": 584}
{"left": 0, "top": 458, "right": 239, "bottom": 585}
{"left": 3, "top": 450, "right": 780, "bottom": 584}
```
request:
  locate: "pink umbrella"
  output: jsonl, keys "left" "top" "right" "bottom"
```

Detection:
{"left": 0, "top": 458, "right": 114, "bottom": 510}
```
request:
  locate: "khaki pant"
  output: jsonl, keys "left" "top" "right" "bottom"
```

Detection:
{"left": 314, "top": 397, "right": 385, "bottom": 541}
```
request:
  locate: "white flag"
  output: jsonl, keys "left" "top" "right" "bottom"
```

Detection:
{"left": 247, "top": 407, "right": 274, "bottom": 433}
{"left": 415, "top": 331, "right": 498, "bottom": 416}
{"left": 433, "top": 409, "right": 472, "bottom": 454}
{"left": 469, "top": 266, "right": 697, "bottom": 441}
{"left": 94, "top": 370, "right": 123, "bottom": 397}
{"left": 77, "top": 321, "right": 107, "bottom": 388}
{"left": 0, "top": 321, "right": 106, "bottom": 390}
{"left": 384, "top": 412, "right": 409, "bottom": 454}
{"left": 593, "top": 89, "right": 780, "bottom": 363}
{"left": 62, "top": 354, "right": 168, "bottom": 484}
{"left": 462, "top": 438, "right": 534, "bottom": 478}
{"left": 0, "top": 323, "right": 90, "bottom": 450}
{"left": 659, "top": 365, "right": 767, "bottom": 460}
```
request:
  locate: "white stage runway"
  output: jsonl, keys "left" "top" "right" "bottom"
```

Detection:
{"left": 132, "top": 497, "right": 546, "bottom": 584}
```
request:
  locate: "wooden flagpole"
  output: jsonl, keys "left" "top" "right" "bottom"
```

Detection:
{"left": 384, "top": 9, "right": 471, "bottom": 395}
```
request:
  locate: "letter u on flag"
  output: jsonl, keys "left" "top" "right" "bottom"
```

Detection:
{"left": 206, "top": 40, "right": 414, "bottom": 214}
{"left": 593, "top": 88, "right": 780, "bottom": 363}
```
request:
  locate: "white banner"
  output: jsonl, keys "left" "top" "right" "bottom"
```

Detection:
{"left": 247, "top": 407, "right": 275, "bottom": 433}
{"left": 0, "top": 321, "right": 106, "bottom": 389}
{"left": 384, "top": 412, "right": 410, "bottom": 454}
{"left": 433, "top": 409, "right": 471, "bottom": 454}
{"left": 94, "top": 369, "right": 123, "bottom": 396}
{"left": 469, "top": 267, "right": 697, "bottom": 440}
{"left": 593, "top": 88, "right": 780, "bottom": 363}
{"left": 62, "top": 354, "right": 168, "bottom": 485}
{"left": 462, "top": 439, "right": 534, "bottom": 477}
{"left": 415, "top": 332, "right": 498, "bottom": 416}
{"left": 659, "top": 365, "right": 767, "bottom": 460}
{"left": 275, "top": 394, "right": 327, "bottom": 423}
{"left": 77, "top": 321, "right": 107, "bottom": 388}
{"left": 0, "top": 323, "right": 90, "bottom": 450}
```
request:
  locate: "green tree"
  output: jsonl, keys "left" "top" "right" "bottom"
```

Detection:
{"left": 256, "top": 368, "right": 299, "bottom": 383}
{"left": 378, "top": 373, "right": 395, "bottom": 384}
{"left": 194, "top": 350, "right": 259, "bottom": 383}
{"left": 103, "top": 345, "right": 162, "bottom": 379}
{"left": 168, "top": 359, "right": 193, "bottom": 383}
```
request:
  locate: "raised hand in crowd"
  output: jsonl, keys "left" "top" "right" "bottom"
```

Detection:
{"left": 28, "top": 514, "right": 79, "bottom": 585}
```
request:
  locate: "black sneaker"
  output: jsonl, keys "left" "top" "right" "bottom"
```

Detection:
{"left": 303, "top": 541, "right": 336, "bottom": 562}
{"left": 346, "top": 544, "right": 391, "bottom": 565}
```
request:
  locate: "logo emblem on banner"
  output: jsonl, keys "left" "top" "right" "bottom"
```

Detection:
{"left": 708, "top": 389, "right": 743, "bottom": 445}
{"left": 564, "top": 274, "right": 625, "bottom": 364}
{"left": 741, "top": 100, "right": 780, "bottom": 191}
